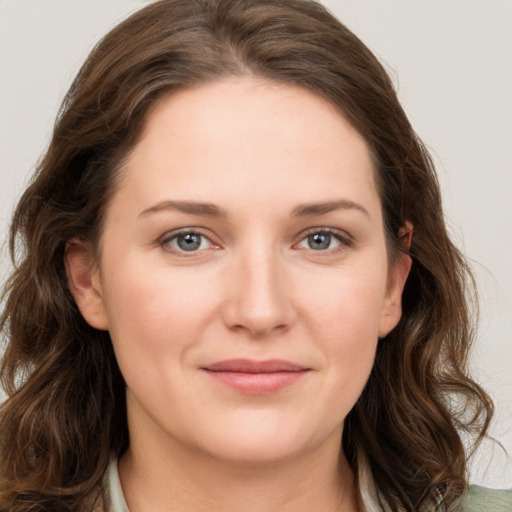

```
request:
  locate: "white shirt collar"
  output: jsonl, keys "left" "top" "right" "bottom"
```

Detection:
{"left": 106, "top": 455, "right": 386, "bottom": 512}
{"left": 106, "top": 460, "right": 130, "bottom": 512}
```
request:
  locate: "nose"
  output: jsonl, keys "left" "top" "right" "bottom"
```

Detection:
{"left": 221, "top": 245, "right": 296, "bottom": 338}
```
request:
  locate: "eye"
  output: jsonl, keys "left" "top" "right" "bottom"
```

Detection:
{"left": 161, "top": 230, "right": 214, "bottom": 253}
{"left": 296, "top": 229, "right": 351, "bottom": 252}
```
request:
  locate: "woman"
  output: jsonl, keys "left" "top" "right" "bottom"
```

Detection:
{"left": 0, "top": 0, "right": 510, "bottom": 510}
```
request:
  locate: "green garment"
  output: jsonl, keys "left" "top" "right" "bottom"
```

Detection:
{"left": 460, "top": 485, "right": 512, "bottom": 511}
{"left": 107, "top": 460, "right": 512, "bottom": 511}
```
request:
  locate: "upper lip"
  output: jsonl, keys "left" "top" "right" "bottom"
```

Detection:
{"left": 202, "top": 359, "right": 309, "bottom": 373}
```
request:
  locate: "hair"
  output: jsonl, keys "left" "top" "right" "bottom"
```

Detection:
{"left": 0, "top": 0, "right": 493, "bottom": 510}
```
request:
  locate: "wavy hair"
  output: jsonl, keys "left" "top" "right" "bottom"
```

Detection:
{"left": 0, "top": 0, "right": 493, "bottom": 510}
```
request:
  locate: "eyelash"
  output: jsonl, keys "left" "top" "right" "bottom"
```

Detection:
{"left": 159, "top": 227, "right": 354, "bottom": 256}
{"left": 296, "top": 227, "right": 354, "bottom": 254}
{"left": 159, "top": 228, "right": 217, "bottom": 256}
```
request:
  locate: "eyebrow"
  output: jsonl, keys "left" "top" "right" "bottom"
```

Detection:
{"left": 138, "top": 198, "right": 370, "bottom": 220}
{"left": 138, "top": 200, "right": 228, "bottom": 218}
{"left": 292, "top": 199, "right": 370, "bottom": 219}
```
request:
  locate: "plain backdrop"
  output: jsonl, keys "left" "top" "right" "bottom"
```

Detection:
{"left": 1, "top": 0, "right": 511, "bottom": 488}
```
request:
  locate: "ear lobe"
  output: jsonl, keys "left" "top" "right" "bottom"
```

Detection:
{"left": 378, "top": 222, "right": 413, "bottom": 338}
{"left": 64, "top": 240, "right": 109, "bottom": 330}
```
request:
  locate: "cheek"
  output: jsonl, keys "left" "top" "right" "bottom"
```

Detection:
{"left": 298, "top": 264, "right": 386, "bottom": 400}
{"left": 299, "top": 261, "right": 388, "bottom": 338}
{"left": 101, "top": 257, "right": 219, "bottom": 367}
{"left": 100, "top": 260, "right": 224, "bottom": 425}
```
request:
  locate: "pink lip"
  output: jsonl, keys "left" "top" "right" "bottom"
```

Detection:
{"left": 201, "top": 359, "right": 310, "bottom": 394}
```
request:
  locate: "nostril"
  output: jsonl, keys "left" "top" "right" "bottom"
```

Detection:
{"left": 220, "top": 257, "right": 296, "bottom": 336}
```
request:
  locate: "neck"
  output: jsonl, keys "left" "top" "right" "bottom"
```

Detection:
{"left": 118, "top": 407, "right": 360, "bottom": 512}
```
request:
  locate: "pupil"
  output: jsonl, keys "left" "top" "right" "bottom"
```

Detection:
{"left": 309, "top": 233, "right": 330, "bottom": 250}
{"left": 178, "top": 233, "right": 201, "bottom": 251}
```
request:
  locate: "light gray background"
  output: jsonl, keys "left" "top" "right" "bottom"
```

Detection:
{"left": 1, "top": 0, "right": 511, "bottom": 488}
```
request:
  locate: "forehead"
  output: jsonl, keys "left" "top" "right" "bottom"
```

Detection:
{"left": 115, "top": 77, "right": 379, "bottom": 218}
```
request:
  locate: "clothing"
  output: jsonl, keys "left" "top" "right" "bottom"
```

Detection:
{"left": 106, "top": 460, "right": 512, "bottom": 511}
{"left": 460, "top": 485, "right": 512, "bottom": 512}
{"left": 107, "top": 461, "right": 129, "bottom": 512}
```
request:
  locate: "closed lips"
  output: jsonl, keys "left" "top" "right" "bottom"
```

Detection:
{"left": 202, "top": 359, "right": 309, "bottom": 373}
{"left": 201, "top": 359, "right": 311, "bottom": 394}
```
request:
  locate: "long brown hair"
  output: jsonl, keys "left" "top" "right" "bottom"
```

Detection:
{"left": 0, "top": 1, "right": 493, "bottom": 510}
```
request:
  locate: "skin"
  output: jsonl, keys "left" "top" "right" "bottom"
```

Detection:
{"left": 66, "top": 77, "right": 411, "bottom": 511}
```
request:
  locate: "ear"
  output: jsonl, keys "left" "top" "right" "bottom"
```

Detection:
{"left": 64, "top": 240, "right": 109, "bottom": 330}
{"left": 378, "top": 222, "right": 413, "bottom": 338}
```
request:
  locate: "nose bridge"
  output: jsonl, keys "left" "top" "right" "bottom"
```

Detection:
{"left": 223, "top": 236, "right": 294, "bottom": 336}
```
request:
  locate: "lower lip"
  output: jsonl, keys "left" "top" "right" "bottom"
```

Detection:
{"left": 203, "top": 370, "right": 308, "bottom": 394}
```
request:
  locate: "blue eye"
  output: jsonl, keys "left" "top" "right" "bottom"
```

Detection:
{"left": 297, "top": 230, "right": 348, "bottom": 251}
{"left": 307, "top": 233, "right": 335, "bottom": 250}
{"left": 164, "top": 231, "right": 212, "bottom": 252}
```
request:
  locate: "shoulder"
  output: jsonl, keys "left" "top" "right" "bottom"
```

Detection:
{"left": 458, "top": 485, "right": 512, "bottom": 512}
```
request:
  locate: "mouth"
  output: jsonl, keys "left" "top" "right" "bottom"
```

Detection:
{"left": 201, "top": 359, "right": 311, "bottom": 394}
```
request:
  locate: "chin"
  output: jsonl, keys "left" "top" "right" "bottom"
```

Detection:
{"left": 189, "top": 418, "right": 326, "bottom": 467}
{"left": 204, "top": 440, "right": 307, "bottom": 467}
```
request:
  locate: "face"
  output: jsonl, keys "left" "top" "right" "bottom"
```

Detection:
{"left": 67, "top": 77, "right": 410, "bottom": 466}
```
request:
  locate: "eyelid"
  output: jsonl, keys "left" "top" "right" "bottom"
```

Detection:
{"left": 294, "top": 227, "right": 354, "bottom": 251}
{"left": 159, "top": 227, "right": 220, "bottom": 255}
{"left": 157, "top": 226, "right": 354, "bottom": 255}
